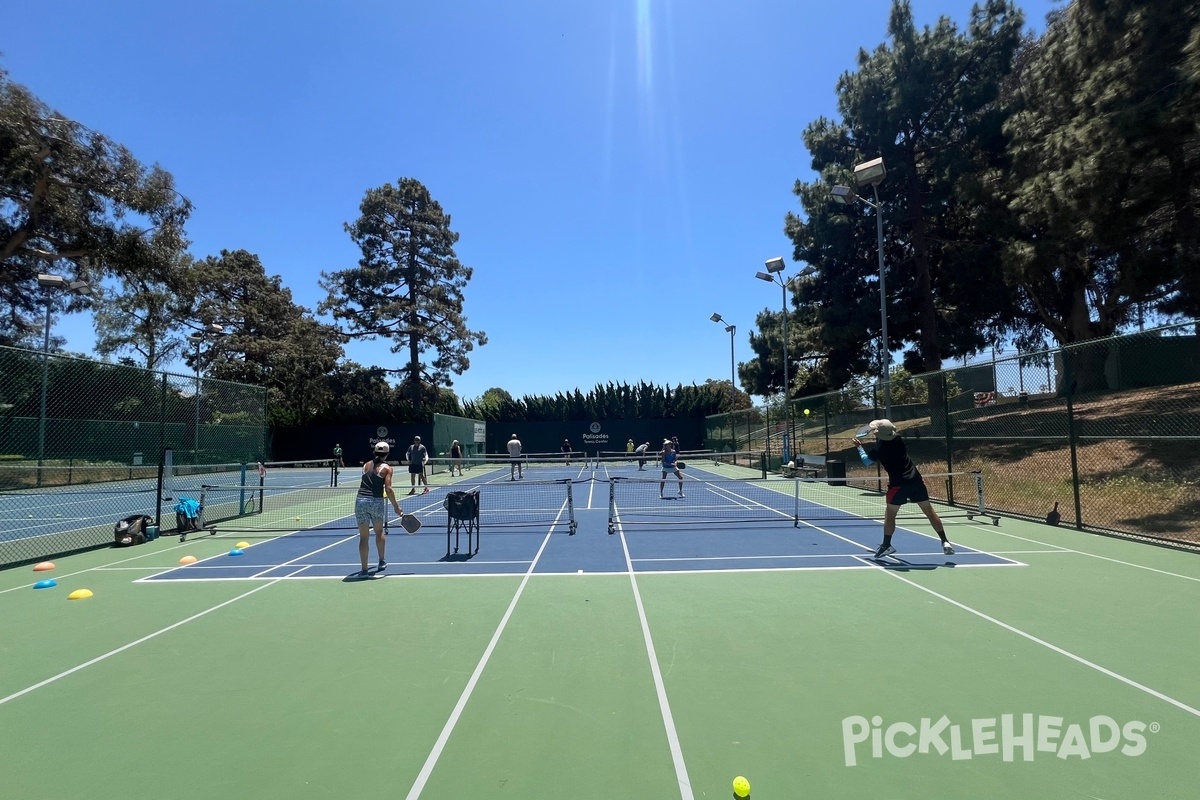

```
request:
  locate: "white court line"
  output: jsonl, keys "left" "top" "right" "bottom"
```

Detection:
{"left": 402, "top": 500, "right": 566, "bottom": 800}
{"left": 249, "top": 531, "right": 356, "bottom": 579}
{"left": 883, "top": 570, "right": 1200, "bottom": 719}
{"left": 0, "top": 573, "right": 295, "bottom": 708}
{"left": 964, "top": 525, "right": 1200, "bottom": 583}
{"left": 632, "top": 550, "right": 1033, "bottom": 563}
{"left": 614, "top": 513, "right": 695, "bottom": 800}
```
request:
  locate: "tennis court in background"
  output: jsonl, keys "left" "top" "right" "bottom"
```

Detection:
{"left": 1, "top": 454, "right": 1197, "bottom": 799}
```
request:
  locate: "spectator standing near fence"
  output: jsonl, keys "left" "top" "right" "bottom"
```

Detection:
{"left": 405, "top": 436, "right": 429, "bottom": 495}
{"left": 508, "top": 434, "right": 524, "bottom": 480}
{"left": 354, "top": 441, "right": 403, "bottom": 578}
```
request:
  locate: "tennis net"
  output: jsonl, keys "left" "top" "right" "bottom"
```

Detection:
{"left": 194, "top": 478, "right": 577, "bottom": 537}
{"left": 607, "top": 471, "right": 995, "bottom": 533}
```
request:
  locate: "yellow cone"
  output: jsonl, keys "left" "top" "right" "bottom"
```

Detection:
{"left": 68, "top": 589, "right": 93, "bottom": 600}
{"left": 33, "top": 561, "right": 55, "bottom": 572}
{"left": 235, "top": 541, "right": 250, "bottom": 549}
{"left": 179, "top": 555, "right": 198, "bottom": 565}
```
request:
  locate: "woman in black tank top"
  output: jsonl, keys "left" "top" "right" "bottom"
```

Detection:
{"left": 353, "top": 442, "right": 403, "bottom": 577}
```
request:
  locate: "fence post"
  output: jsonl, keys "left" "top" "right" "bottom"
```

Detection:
{"left": 823, "top": 403, "right": 830, "bottom": 454}
{"left": 942, "top": 374, "right": 955, "bottom": 506}
{"left": 1063, "top": 354, "right": 1084, "bottom": 530}
{"left": 158, "top": 373, "right": 167, "bottom": 466}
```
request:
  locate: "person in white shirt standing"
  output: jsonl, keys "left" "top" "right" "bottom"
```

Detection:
{"left": 405, "top": 436, "right": 430, "bottom": 495}
{"left": 507, "top": 434, "right": 523, "bottom": 480}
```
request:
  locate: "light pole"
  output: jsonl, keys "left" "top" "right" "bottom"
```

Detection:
{"left": 35, "top": 273, "right": 92, "bottom": 482}
{"left": 710, "top": 313, "right": 736, "bottom": 391}
{"left": 832, "top": 155, "right": 891, "bottom": 417}
{"left": 757, "top": 258, "right": 793, "bottom": 461}
{"left": 188, "top": 323, "right": 224, "bottom": 462}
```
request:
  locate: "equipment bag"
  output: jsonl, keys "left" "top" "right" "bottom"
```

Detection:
{"left": 114, "top": 514, "right": 152, "bottom": 547}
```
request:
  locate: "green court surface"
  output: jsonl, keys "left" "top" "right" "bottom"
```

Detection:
{"left": 1, "top": 514, "right": 1198, "bottom": 799}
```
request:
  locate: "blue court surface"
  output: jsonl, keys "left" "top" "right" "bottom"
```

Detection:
{"left": 139, "top": 464, "right": 1020, "bottom": 583}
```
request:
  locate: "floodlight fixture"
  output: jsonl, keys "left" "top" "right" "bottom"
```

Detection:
{"left": 831, "top": 185, "right": 856, "bottom": 205}
{"left": 853, "top": 156, "right": 886, "bottom": 187}
{"left": 710, "top": 313, "right": 723, "bottom": 323}
{"left": 764, "top": 256, "right": 786, "bottom": 273}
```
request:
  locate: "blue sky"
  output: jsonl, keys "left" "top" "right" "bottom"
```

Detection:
{"left": 4, "top": 0, "right": 1059, "bottom": 403}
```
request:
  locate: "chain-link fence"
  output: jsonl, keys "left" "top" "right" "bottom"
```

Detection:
{"left": 708, "top": 322, "right": 1200, "bottom": 549}
{"left": 0, "top": 345, "right": 268, "bottom": 567}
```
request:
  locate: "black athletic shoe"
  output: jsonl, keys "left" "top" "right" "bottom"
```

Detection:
{"left": 376, "top": 560, "right": 387, "bottom": 572}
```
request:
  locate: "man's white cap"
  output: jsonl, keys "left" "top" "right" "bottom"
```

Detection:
{"left": 374, "top": 442, "right": 390, "bottom": 454}
{"left": 869, "top": 419, "right": 898, "bottom": 441}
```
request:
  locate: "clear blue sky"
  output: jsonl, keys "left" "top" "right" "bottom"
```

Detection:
{"left": 4, "top": 0, "right": 1058, "bottom": 403}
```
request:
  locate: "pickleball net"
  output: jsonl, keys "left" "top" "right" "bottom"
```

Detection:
{"left": 607, "top": 471, "right": 996, "bottom": 533}
{"left": 593, "top": 450, "right": 767, "bottom": 477}
{"left": 194, "top": 477, "right": 577, "bottom": 537}
{"left": 425, "top": 453, "right": 589, "bottom": 479}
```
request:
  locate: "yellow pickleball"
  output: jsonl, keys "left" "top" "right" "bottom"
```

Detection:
{"left": 732, "top": 776, "right": 750, "bottom": 798}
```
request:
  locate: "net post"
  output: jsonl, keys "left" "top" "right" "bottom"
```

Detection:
{"left": 565, "top": 478, "right": 576, "bottom": 535}
{"left": 607, "top": 478, "right": 618, "bottom": 534}
{"left": 198, "top": 485, "right": 209, "bottom": 530}
{"left": 793, "top": 477, "right": 800, "bottom": 527}
{"left": 154, "top": 450, "right": 166, "bottom": 530}
{"left": 330, "top": 458, "right": 337, "bottom": 487}
{"left": 973, "top": 471, "right": 985, "bottom": 516}
{"left": 239, "top": 462, "right": 247, "bottom": 514}
{"left": 162, "top": 448, "right": 175, "bottom": 503}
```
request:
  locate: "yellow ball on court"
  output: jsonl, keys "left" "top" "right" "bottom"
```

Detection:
{"left": 294, "top": 516, "right": 302, "bottom": 521}
{"left": 732, "top": 776, "right": 750, "bottom": 798}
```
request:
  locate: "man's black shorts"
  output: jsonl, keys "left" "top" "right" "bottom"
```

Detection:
{"left": 885, "top": 478, "right": 930, "bottom": 506}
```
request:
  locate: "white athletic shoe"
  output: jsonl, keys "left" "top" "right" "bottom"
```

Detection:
{"left": 873, "top": 544, "right": 896, "bottom": 559}
{"left": 942, "top": 542, "right": 955, "bottom": 555}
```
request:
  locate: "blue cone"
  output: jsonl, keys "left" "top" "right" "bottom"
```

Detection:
{"left": 229, "top": 548, "right": 244, "bottom": 556}
{"left": 34, "top": 579, "right": 57, "bottom": 589}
